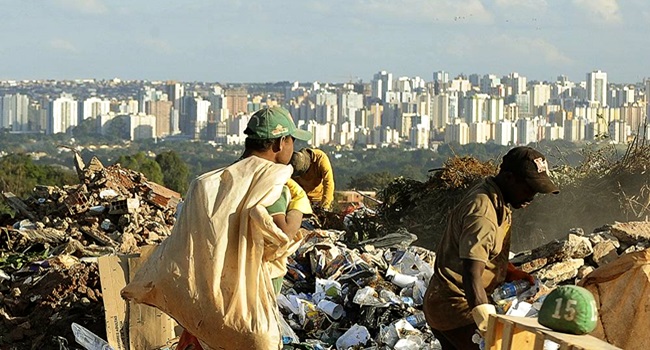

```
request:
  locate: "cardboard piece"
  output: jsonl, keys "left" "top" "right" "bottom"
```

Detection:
{"left": 99, "top": 246, "right": 180, "bottom": 350}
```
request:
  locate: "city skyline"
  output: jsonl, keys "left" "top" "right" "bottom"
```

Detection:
{"left": 1, "top": 0, "right": 649, "bottom": 84}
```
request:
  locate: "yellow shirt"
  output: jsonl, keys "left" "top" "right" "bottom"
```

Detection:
{"left": 423, "top": 177, "right": 512, "bottom": 331}
{"left": 293, "top": 148, "right": 335, "bottom": 209}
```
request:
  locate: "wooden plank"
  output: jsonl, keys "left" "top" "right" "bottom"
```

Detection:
{"left": 487, "top": 314, "right": 506, "bottom": 350}
{"left": 98, "top": 255, "right": 130, "bottom": 350}
{"left": 533, "top": 331, "right": 546, "bottom": 350}
{"left": 486, "top": 314, "right": 499, "bottom": 349}
{"left": 501, "top": 320, "right": 514, "bottom": 349}
{"left": 127, "top": 246, "right": 179, "bottom": 350}
{"left": 495, "top": 315, "right": 621, "bottom": 350}
{"left": 512, "top": 327, "right": 537, "bottom": 349}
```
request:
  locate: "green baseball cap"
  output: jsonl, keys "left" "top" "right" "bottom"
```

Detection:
{"left": 538, "top": 285, "right": 598, "bottom": 335}
{"left": 244, "top": 106, "right": 312, "bottom": 141}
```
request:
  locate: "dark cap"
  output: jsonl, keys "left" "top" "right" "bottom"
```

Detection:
{"left": 290, "top": 148, "right": 311, "bottom": 176}
{"left": 500, "top": 146, "right": 560, "bottom": 194}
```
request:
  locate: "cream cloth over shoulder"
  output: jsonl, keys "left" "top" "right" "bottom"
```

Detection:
{"left": 122, "top": 156, "right": 299, "bottom": 350}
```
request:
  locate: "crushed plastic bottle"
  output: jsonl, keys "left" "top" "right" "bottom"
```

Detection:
{"left": 491, "top": 280, "right": 530, "bottom": 303}
{"left": 404, "top": 311, "right": 427, "bottom": 328}
{"left": 71, "top": 322, "right": 114, "bottom": 350}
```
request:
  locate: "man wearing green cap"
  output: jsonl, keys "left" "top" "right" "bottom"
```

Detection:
{"left": 423, "top": 146, "right": 560, "bottom": 349}
{"left": 124, "top": 106, "right": 314, "bottom": 350}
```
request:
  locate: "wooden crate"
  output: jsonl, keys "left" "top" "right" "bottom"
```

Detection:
{"left": 485, "top": 314, "right": 621, "bottom": 350}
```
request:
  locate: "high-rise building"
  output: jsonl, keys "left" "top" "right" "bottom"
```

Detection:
{"left": 166, "top": 81, "right": 185, "bottom": 134}
{"left": 371, "top": 71, "right": 392, "bottom": 101}
{"left": 529, "top": 83, "right": 551, "bottom": 110}
{"left": 608, "top": 120, "right": 629, "bottom": 144}
{"left": 480, "top": 74, "right": 500, "bottom": 94}
{"left": 463, "top": 94, "right": 489, "bottom": 124}
{"left": 126, "top": 114, "right": 157, "bottom": 141}
{"left": 486, "top": 97, "right": 504, "bottom": 123}
{"left": 646, "top": 78, "right": 650, "bottom": 123}
{"left": 494, "top": 120, "right": 515, "bottom": 146}
{"left": 433, "top": 71, "right": 449, "bottom": 94}
{"left": 225, "top": 88, "right": 248, "bottom": 116}
{"left": 444, "top": 119, "right": 469, "bottom": 145}
{"left": 1, "top": 94, "right": 30, "bottom": 131}
{"left": 47, "top": 94, "right": 78, "bottom": 134}
{"left": 80, "top": 97, "right": 110, "bottom": 123}
{"left": 145, "top": 100, "right": 173, "bottom": 137}
{"left": 587, "top": 70, "right": 608, "bottom": 107}
{"left": 469, "top": 122, "right": 491, "bottom": 144}
{"left": 431, "top": 94, "right": 449, "bottom": 130}
{"left": 503, "top": 72, "right": 527, "bottom": 96}
{"left": 621, "top": 102, "right": 645, "bottom": 133}
{"left": 544, "top": 124, "right": 564, "bottom": 141}
{"left": 564, "top": 117, "right": 586, "bottom": 142}
{"left": 515, "top": 118, "right": 537, "bottom": 145}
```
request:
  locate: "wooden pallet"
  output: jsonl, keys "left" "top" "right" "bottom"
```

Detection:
{"left": 485, "top": 314, "right": 621, "bottom": 350}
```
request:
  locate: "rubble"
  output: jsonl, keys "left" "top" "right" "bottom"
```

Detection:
{"left": 0, "top": 154, "right": 181, "bottom": 349}
{"left": 510, "top": 221, "right": 650, "bottom": 287}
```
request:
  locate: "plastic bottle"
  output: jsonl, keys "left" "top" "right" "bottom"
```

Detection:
{"left": 491, "top": 280, "right": 530, "bottom": 302}
{"left": 404, "top": 311, "right": 427, "bottom": 328}
{"left": 71, "top": 322, "right": 114, "bottom": 350}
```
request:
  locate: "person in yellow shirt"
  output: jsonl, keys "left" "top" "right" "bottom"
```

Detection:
{"left": 290, "top": 148, "right": 335, "bottom": 210}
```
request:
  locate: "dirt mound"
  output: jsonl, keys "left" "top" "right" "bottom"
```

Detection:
{"left": 0, "top": 260, "right": 103, "bottom": 349}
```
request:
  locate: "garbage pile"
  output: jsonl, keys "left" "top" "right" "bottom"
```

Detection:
{"left": 278, "top": 228, "right": 440, "bottom": 349}
{"left": 0, "top": 153, "right": 181, "bottom": 349}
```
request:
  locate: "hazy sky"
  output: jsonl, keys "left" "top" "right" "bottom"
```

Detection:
{"left": 1, "top": 0, "right": 648, "bottom": 84}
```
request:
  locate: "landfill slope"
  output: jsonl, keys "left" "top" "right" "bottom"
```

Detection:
{"left": 1, "top": 142, "right": 650, "bottom": 349}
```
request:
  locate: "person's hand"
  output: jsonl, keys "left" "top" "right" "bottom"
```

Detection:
{"left": 471, "top": 304, "right": 496, "bottom": 334}
{"left": 286, "top": 179, "right": 312, "bottom": 215}
{"left": 506, "top": 262, "right": 535, "bottom": 284}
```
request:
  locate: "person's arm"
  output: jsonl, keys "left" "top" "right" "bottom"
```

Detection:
{"left": 459, "top": 214, "right": 499, "bottom": 333}
{"left": 272, "top": 210, "right": 303, "bottom": 240}
{"left": 317, "top": 152, "right": 335, "bottom": 209}
{"left": 464, "top": 258, "right": 496, "bottom": 333}
{"left": 462, "top": 259, "right": 488, "bottom": 308}
{"left": 267, "top": 185, "right": 303, "bottom": 240}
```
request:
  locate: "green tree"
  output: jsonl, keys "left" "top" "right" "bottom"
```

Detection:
{"left": 155, "top": 151, "right": 190, "bottom": 194}
{"left": 0, "top": 154, "right": 77, "bottom": 215}
{"left": 115, "top": 152, "right": 164, "bottom": 184}
{"left": 348, "top": 171, "right": 396, "bottom": 191}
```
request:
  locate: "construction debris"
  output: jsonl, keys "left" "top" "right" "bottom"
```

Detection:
{"left": 511, "top": 222, "right": 650, "bottom": 287}
{"left": 0, "top": 155, "right": 181, "bottom": 349}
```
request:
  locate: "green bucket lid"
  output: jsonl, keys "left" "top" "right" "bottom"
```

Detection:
{"left": 538, "top": 285, "right": 598, "bottom": 335}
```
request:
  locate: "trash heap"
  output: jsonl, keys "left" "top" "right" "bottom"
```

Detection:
{"left": 3, "top": 143, "right": 650, "bottom": 349}
{"left": 511, "top": 221, "right": 650, "bottom": 287}
{"left": 279, "top": 228, "right": 441, "bottom": 349}
{"left": 0, "top": 153, "right": 181, "bottom": 349}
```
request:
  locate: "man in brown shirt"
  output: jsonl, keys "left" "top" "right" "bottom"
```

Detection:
{"left": 423, "top": 146, "right": 559, "bottom": 349}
